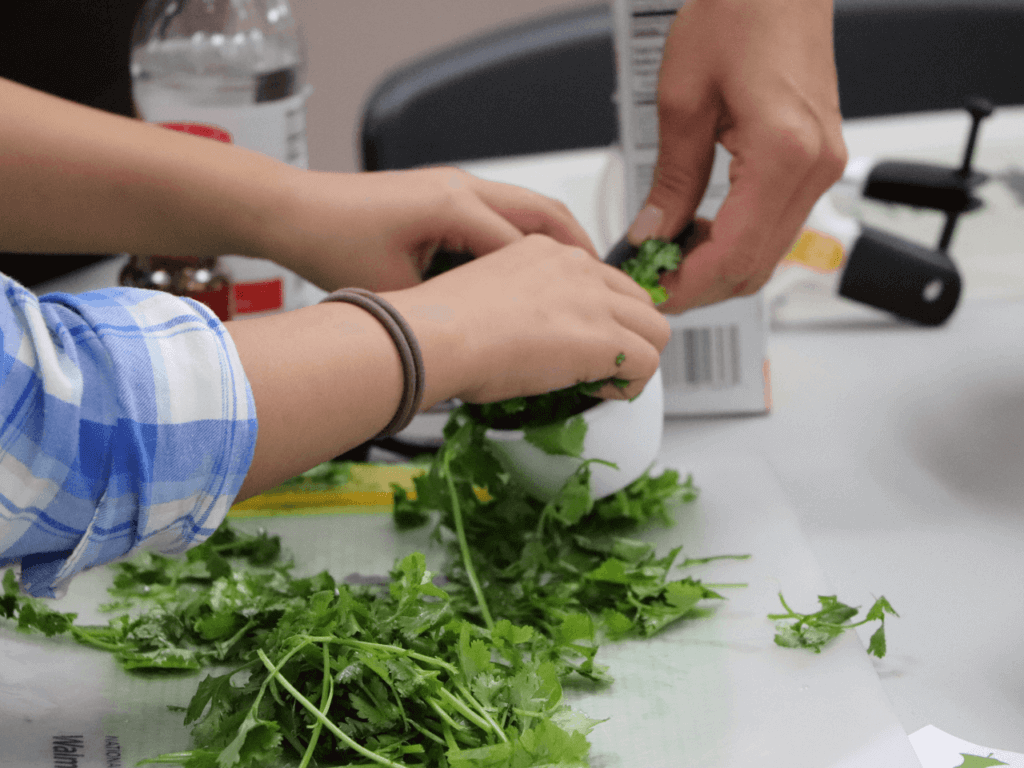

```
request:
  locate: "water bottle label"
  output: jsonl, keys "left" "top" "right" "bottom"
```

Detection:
{"left": 154, "top": 123, "right": 233, "bottom": 144}
{"left": 140, "top": 86, "right": 313, "bottom": 169}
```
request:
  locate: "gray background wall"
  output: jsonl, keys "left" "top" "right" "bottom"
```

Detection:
{"left": 290, "top": 1, "right": 596, "bottom": 174}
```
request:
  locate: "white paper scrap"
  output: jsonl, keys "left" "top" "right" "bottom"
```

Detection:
{"left": 910, "top": 725, "right": 1024, "bottom": 768}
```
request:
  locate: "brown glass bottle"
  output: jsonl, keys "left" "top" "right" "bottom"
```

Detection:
{"left": 120, "top": 256, "right": 234, "bottom": 321}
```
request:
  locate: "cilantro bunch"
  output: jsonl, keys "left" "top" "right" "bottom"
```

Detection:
{"left": 134, "top": 551, "right": 604, "bottom": 768}
{"left": 1, "top": 423, "right": 710, "bottom": 768}
{"left": 394, "top": 407, "right": 713, "bottom": 643}
{"left": 0, "top": 225, "right": 898, "bottom": 766}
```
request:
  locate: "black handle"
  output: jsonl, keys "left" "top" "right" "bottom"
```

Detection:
{"left": 838, "top": 226, "right": 961, "bottom": 326}
{"left": 603, "top": 221, "right": 697, "bottom": 269}
{"left": 863, "top": 161, "right": 986, "bottom": 214}
{"left": 861, "top": 96, "right": 994, "bottom": 254}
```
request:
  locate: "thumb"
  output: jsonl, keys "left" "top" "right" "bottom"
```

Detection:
{"left": 628, "top": 112, "right": 718, "bottom": 247}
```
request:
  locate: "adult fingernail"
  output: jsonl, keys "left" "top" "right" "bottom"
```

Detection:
{"left": 628, "top": 205, "right": 663, "bottom": 244}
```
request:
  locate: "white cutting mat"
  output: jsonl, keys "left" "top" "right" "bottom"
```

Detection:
{"left": 560, "top": 453, "right": 920, "bottom": 767}
{"left": 0, "top": 454, "right": 919, "bottom": 767}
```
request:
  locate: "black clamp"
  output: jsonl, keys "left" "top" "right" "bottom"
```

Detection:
{"left": 840, "top": 97, "right": 994, "bottom": 325}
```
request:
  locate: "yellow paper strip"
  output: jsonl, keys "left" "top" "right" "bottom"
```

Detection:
{"left": 229, "top": 463, "right": 424, "bottom": 517}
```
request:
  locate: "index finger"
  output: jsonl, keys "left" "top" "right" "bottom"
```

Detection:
{"left": 657, "top": 132, "right": 810, "bottom": 312}
{"left": 471, "top": 177, "right": 600, "bottom": 258}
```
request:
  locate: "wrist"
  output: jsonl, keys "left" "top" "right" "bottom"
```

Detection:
{"left": 381, "top": 288, "right": 471, "bottom": 411}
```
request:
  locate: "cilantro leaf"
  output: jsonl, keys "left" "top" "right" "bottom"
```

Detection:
{"left": 1, "top": 569, "right": 78, "bottom": 636}
{"left": 523, "top": 416, "right": 587, "bottom": 458}
{"left": 769, "top": 593, "right": 898, "bottom": 658}
{"left": 620, "top": 239, "right": 683, "bottom": 305}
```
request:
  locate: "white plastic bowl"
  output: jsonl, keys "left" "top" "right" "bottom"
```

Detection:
{"left": 482, "top": 369, "right": 664, "bottom": 502}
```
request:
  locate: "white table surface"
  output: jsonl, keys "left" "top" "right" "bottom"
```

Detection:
{"left": 669, "top": 108, "right": 1024, "bottom": 749}
{"left": 25, "top": 107, "right": 1024, "bottom": 754}
{"left": 445, "top": 107, "right": 1024, "bottom": 750}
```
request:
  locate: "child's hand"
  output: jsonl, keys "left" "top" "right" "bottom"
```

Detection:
{"left": 258, "top": 166, "right": 598, "bottom": 294}
{"left": 383, "top": 234, "right": 672, "bottom": 408}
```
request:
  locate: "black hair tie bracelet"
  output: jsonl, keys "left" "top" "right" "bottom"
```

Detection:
{"left": 319, "top": 288, "right": 425, "bottom": 437}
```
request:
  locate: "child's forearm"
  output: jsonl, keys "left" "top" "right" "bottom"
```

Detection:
{"left": 227, "top": 298, "right": 463, "bottom": 502}
{"left": 0, "top": 77, "right": 286, "bottom": 259}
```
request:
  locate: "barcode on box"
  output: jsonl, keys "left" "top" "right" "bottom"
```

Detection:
{"left": 663, "top": 325, "right": 742, "bottom": 389}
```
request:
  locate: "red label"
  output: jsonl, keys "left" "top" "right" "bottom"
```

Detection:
{"left": 189, "top": 285, "right": 233, "bottom": 322}
{"left": 234, "top": 279, "right": 283, "bottom": 314}
{"left": 158, "top": 122, "right": 233, "bottom": 144}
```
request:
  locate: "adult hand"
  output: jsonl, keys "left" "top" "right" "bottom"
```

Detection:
{"left": 384, "top": 234, "right": 671, "bottom": 407}
{"left": 258, "top": 166, "right": 598, "bottom": 294}
{"left": 627, "top": 0, "right": 848, "bottom": 313}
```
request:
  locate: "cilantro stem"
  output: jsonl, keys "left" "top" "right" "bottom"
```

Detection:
{"left": 214, "top": 617, "right": 257, "bottom": 660}
{"left": 451, "top": 682, "right": 508, "bottom": 743}
{"left": 441, "top": 723, "right": 459, "bottom": 752}
{"left": 679, "top": 554, "right": 752, "bottom": 568}
{"left": 407, "top": 719, "right": 447, "bottom": 747}
{"left": 775, "top": 591, "right": 798, "bottom": 618}
{"left": 257, "top": 648, "right": 408, "bottom": 768}
{"left": 442, "top": 449, "right": 494, "bottom": 631}
{"left": 428, "top": 698, "right": 469, "bottom": 732}
{"left": 329, "top": 637, "right": 459, "bottom": 677}
{"left": 297, "top": 643, "right": 333, "bottom": 768}
{"left": 703, "top": 583, "right": 748, "bottom": 589}
{"left": 437, "top": 687, "right": 501, "bottom": 739}
{"left": 69, "top": 626, "right": 124, "bottom": 652}
{"left": 512, "top": 707, "right": 553, "bottom": 718}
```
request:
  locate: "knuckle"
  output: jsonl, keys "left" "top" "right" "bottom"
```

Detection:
{"left": 763, "top": 112, "right": 823, "bottom": 171}
{"left": 766, "top": 111, "right": 849, "bottom": 187}
{"left": 438, "top": 166, "right": 468, "bottom": 186}
{"left": 548, "top": 197, "right": 573, "bottom": 219}
{"left": 650, "top": 314, "right": 672, "bottom": 353}
{"left": 818, "top": 132, "right": 849, "bottom": 184}
{"left": 433, "top": 168, "right": 473, "bottom": 204}
{"left": 719, "top": 250, "right": 763, "bottom": 285}
{"left": 657, "top": 86, "right": 704, "bottom": 125}
{"left": 522, "top": 232, "right": 557, "bottom": 250}
{"left": 641, "top": 344, "right": 663, "bottom": 377}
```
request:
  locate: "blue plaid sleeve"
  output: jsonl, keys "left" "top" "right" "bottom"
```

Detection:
{"left": 0, "top": 273, "right": 258, "bottom": 598}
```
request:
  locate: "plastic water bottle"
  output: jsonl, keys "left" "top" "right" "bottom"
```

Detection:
{"left": 131, "top": 0, "right": 309, "bottom": 167}
{"left": 129, "top": 0, "right": 324, "bottom": 316}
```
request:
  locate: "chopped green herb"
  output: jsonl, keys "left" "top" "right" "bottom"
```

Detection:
{"left": 523, "top": 416, "right": 588, "bottom": 457}
{"left": 0, "top": 569, "right": 77, "bottom": 637}
{"left": 620, "top": 239, "right": 682, "bottom": 305}
{"left": 769, "top": 593, "right": 898, "bottom": 658}
{"left": 277, "top": 459, "right": 353, "bottom": 488}
{"left": 2, "top": 410, "right": 715, "bottom": 767}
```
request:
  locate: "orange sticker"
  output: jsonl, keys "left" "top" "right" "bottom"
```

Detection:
{"left": 785, "top": 231, "right": 844, "bottom": 274}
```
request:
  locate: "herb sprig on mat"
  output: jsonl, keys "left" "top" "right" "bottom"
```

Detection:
{"left": 769, "top": 593, "right": 898, "bottom": 658}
